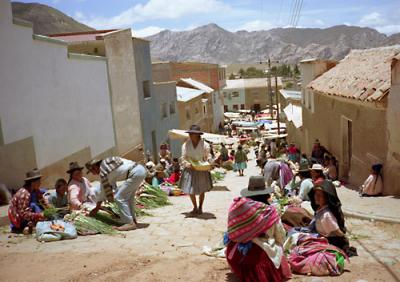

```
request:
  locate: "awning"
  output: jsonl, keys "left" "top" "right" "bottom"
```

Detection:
{"left": 232, "top": 121, "right": 258, "bottom": 127}
{"left": 283, "top": 103, "right": 303, "bottom": 128}
{"left": 224, "top": 112, "right": 241, "bottom": 119}
{"left": 168, "top": 129, "right": 236, "bottom": 144}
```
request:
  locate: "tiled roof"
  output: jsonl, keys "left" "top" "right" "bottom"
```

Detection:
{"left": 176, "top": 87, "right": 204, "bottom": 102}
{"left": 308, "top": 46, "right": 400, "bottom": 102}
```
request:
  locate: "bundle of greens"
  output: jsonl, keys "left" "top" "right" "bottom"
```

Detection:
{"left": 65, "top": 212, "right": 120, "bottom": 235}
{"left": 211, "top": 171, "right": 225, "bottom": 182}
{"left": 43, "top": 207, "right": 68, "bottom": 219}
{"left": 136, "top": 183, "right": 171, "bottom": 209}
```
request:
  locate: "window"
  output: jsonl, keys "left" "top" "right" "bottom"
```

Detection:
{"left": 169, "top": 102, "right": 176, "bottom": 114}
{"left": 232, "top": 91, "right": 239, "bottom": 98}
{"left": 161, "top": 103, "right": 168, "bottom": 119}
{"left": 224, "top": 105, "right": 228, "bottom": 112}
{"left": 143, "top": 80, "right": 151, "bottom": 98}
{"left": 233, "top": 104, "right": 239, "bottom": 111}
{"left": 186, "top": 109, "right": 191, "bottom": 120}
{"left": 240, "top": 104, "right": 245, "bottom": 109}
{"left": 94, "top": 47, "right": 98, "bottom": 54}
{"left": 203, "top": 105, "right": 207, "bottom": 115}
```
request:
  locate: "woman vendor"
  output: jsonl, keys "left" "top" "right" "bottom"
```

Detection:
{"left": 152, "top": 164, "right": 166, "bottom": 188}
{"left": 180, "top": 125, "right": 213, "bottom": 215}
{"left": 8, "top": 169, "right": 46, "bottom": 233}
{"left": 67, "top": 162, "right": 94, "bottom": 210}
{"left": 225, "top": 196, "right": 292, "bottom": 282}
{"left": 359, "top": 164, "right": 383, "bottom": 197}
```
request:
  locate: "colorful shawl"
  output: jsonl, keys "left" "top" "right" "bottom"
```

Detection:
{"left": 227, "top": 197, "right": 279, "bottom": 243}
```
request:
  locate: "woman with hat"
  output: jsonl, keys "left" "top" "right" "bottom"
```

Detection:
{"left": 159, "top": 143, "right": 171, "bottom": 163}
{"left": 8, "top": 169, "right": 45, "bottom": 233}
{"left": 310, "top": 163, "right": 325, "bottom": 185}
{"left": 152, "top": 164, "right": 167, "bottom": 188}
{"left": 67, "top": 161, "right": 94, "bottom": 211}
{"left": 180, "top": 125, "right": 213, "bottom": 215}
{"left": 240, "top": 176, "right": 273, "bottom": 205}
{"left": 225, "top": 197, "right": 292, "bottom": 281}
{"left": 359, "top": 164, "right": 383, "bottom": 197}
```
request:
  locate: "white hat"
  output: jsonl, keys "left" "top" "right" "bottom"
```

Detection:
{"left": 146, "top": 161, "right": 155, "bottom": 168}
{"left": 310, "top": 164, "right": 324, "bottom": 171}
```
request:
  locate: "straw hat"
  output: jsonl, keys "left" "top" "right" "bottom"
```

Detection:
{"left": 24, "top": 168, "right": 42, "bottom": 181}
{"left": 310, "top": 164, "right": 324, "bottom": 171}
{"left": 66, "top": 161, "right": 84, "bottom": 174}
{"left": 240, "top": 176, "right": 273, "bottom": 197}
{"left": 185, "top": 124, "right": 203, "bottom": 135}
{"left": 227, "top": 197, "right": 279, "bottom": 243}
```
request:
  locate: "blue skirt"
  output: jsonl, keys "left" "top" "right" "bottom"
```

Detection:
{"left": 179, "top": 168, "right": 213, "bottom": 195}
{"left": 234, "top": 162, "right": 247, "bottom": 170}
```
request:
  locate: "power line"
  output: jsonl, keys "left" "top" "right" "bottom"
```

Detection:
{"left": 287, "top": 0, "right": 296, "bottom": 26}
{"left": 276, "top": 0, "right": 285, "bottom": 27}
{"left": 290, "top": 0, "right": 300, "bottom": 27}
{"left": 294, "top": 0, "right": 304, "bottom": 27}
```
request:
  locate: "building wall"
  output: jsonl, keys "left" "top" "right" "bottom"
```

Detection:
{"left": 178, "top": 96, "right": 210, "bottom": 133}
{"left": 385, "top": 59, "right": 400, "bottom": 195}
{"left": 244, "top": 86, "right": 270, "bottom": 111}
{"left": 0, "top": 1, "right": 115, "bottom": 189}
{"left": 222, "top": 88, "right": 246, "bottom": 111}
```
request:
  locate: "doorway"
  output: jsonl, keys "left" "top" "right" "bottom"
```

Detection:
{"left": 341, "top": 117, "right": 352, "bottom": 179}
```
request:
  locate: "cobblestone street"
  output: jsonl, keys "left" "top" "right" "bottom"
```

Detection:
{"left": 1, "top": 154, "right": 400, "bottom": 281}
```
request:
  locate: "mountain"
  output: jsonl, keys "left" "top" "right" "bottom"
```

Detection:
{"left": 11, "top": 2, "right": 94, "bottom": 35}
{"left": 147, "top": 24, "right": 400, "bottom": 64}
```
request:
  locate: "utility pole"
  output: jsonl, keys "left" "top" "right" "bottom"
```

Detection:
{"left": 267, "top": 59, "right": 273, "bottom": 118}
{"left": 275, "top": 73, "right": 280, "bottom": 136}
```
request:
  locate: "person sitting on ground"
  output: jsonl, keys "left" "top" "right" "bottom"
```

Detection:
{"left": 86, "top": 156, "right": 147, "bottom": 231}
{"left": 8, "top": 169, "right": 45, "bottom": 233}
{"left": 164, "top": 165, "right": 181, "bottom": 185}
{"left": 263, "top": 158, "right": 280, "bottom": 187}
{"left": 300, "top": 153, "right": 310, "bottom": 168}
{"left": 310, "top": 164, "right": 325, "bottom": 185}
{"left": 225, "top": 196, "right": 292, "bottom": 282}
{"left": 67, "top": 162, "right": 94, "bottom": 211}
{"left": 219, "top": 143, "right": 229, "bottom": 162}
{"left": 46, "top": 178, "right": 68, "bottom": 209}
{"left": 159, "top": 143, "right": 171, "bottom": 163}
{"left": 234, "top": 145, "right": 248, "bottom": 177}
{"left": 167, "top": 157, "right": 180, "bottom": 176}
{"left": 359, "top": 164, "right": 383, "bottom": 197}
{"left": 311, "top": 139, "right": 327, "bottom": 164}
{"left": 159, "top": 159, "right": 170, "bottom": 177}
{"left": 144, "top": 161, "right": 155, "bottom": 184}
{"left": 229, "top": 150, "right": 235, "bottom": 161}
{"left": 240, "top": 176, "right": 273, "bottom": 205}
{"left": 326, "top": 156, "right": 338, "bottom": 181}
{"left": 152, "top": 164, "right": 167, "bottom": 188}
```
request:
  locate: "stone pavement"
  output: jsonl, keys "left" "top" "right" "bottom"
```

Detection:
{"left": 1, "top": 153, "right": 400, "bottom": 281}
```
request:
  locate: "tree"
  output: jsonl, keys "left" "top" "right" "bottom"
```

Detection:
{"left": 228, "top": 73, "right": 235, "bottom": 79}
{"left": 238, "top": 68, "right": 245, "bottom": 78}
{"left": 294, "top": 64, "right": 300, "bottom": 76}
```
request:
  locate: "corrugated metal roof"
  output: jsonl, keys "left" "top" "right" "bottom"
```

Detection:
{"left": 224, "top": 78, "right": 282, "bottom": 90}
{"left": 279, "top": 89, "right": 302, "bottom": 101}
{"left": 284, "top": 103, "right": 302, "bottom": 128}
{"left": 176, "top": 87, "right": 204, "bottom": 102}
{"left": 308, "top": 46, "right": 400, "bottom": 102}
{"left": 225, "top": 79, "right": 246, "bottom": 89}
{"left": 180, "top": 78, "right": 214, "bottom": 93}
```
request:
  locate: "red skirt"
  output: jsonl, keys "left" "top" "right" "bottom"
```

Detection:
{"left": 226, "top": 241, "right": 292, "bottom": 282}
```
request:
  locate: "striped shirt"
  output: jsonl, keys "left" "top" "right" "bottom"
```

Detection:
{"left": 100, "top": 157, "right": 123, "bottom": 201}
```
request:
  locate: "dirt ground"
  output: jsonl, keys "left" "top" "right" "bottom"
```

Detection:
{"left": 1, "top": 157, "right": 400, "bottom": 282}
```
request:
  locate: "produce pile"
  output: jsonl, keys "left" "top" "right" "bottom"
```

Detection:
{"left": 210, "top": 169, "right": 226, "bottom": 183}
{"left": 136, "top": 183, "right": 171, "bottom": 209}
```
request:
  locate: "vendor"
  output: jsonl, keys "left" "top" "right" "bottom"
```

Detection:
{"left": 310, "top": 164, "right": 326, "bottom": 185}
{"left": 152, "top": 164, "right": 166, "bottom": 188}
{"left": 86, "top": 156, "right": 147, "bottom": 231}
{"left": 159, "top": 143, "right": 171, "bottom": 163}
{"left": 220, "top": 143, "right": 229, "bottom": 162}
{"left": 359, "top": 164, "right": 383, "bottom": 197}
{"left": 46, "top": 178, "right": 68, "bottom": 208}
{"left": 8, "top": 169, "right": 45, "bottom": 233}
{"left": 67, "top": 162, "right": 93, "bottom": 211}
{"left": 180, "top": 125, "right": 213, "bottom": 216}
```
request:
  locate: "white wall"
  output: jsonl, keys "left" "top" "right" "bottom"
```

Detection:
{"left": 0, "top": 0, "right": 115, "bottom": 168}
{"left": 222, "top": 88, "right": 246, "bottom": 111}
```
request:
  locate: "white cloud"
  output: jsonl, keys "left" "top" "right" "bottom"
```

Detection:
{"left": 132, "top": 26, "right": 165, "bottom": 37}
{"left": 236, "top": 20, "right": 275, "bottom": 32}
{"left": 314, "top": 19, "right": 325, "bottom": 26}
{"left": 375, "top": 25, "right": 400, "bottom": 35}
{"left": 359, "top": 12, "right": 385, "bottom": 26}
{"left": 78, "top": 0, "right": 230, "bottom": 29}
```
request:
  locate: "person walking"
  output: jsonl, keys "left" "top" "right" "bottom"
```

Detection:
{"left": 234, "top": 145, "right": 248, "bottom": 176}
{"left": 85, "top": 156, "right": 147, "bottom": 231}
{"left": 180, "top": 125, "right": 213, "bottom": 215}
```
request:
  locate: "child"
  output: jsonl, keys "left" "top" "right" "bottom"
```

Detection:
{"left": 229, "top": 150, "right": 235, "bottom": 161}
{"left": 46, "top": 178, "right": 68, "bottom": 208}
{"left": 152, "top": 164, "right": 166, "bottom": 188}
{"left": 234, "top": 145, "right": 248, "bottom": 176}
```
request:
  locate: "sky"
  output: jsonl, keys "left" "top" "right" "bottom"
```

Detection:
{"left": 15, "top": 0, "right": 400, "bottom": 37}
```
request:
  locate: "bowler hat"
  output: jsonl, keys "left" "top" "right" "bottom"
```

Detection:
{"left": 240, "top": 176, "right": 273, "bottom": 197}
{"left": 186, "top": 124, "right": 203, "bottom": 135}
{"left": 66, "top": 161, "right": 84, "bottom": 174}
{"left": 24, "top": 168, "right": 42, "bottom": 181}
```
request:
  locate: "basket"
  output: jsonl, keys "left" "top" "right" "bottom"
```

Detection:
{"left": 190, "top": 160, "right": 212, "bottom": 172}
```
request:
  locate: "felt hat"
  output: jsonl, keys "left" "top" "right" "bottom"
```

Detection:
{"left": 24, "top": 168, "right": 42, "bottom": 181}
{"left": 227, "top": 197, "right": 279, "bottom": 243}
{"left": 240, "top": 176, "right": 273, "bottom": 197}
{"left": 297, "top": 162, "right": 310, "bottom": 173}
{"left": 185, "top": 124, "right": 203, "bottom": 135}
{"left": 310, "top": 164, "right": 324, "bottom": 171}
{"left": 85, "top": 159, "right": 102, "bottom": 174}
{"left": 155, "top": 164, "right": 165, "bottom": 173}
{"left": 66, "top": 161, "right": 84, "bottom": 174}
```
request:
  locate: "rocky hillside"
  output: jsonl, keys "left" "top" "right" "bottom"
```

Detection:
{"left": 11, "top": 2, "right": 94, "bottom": 35}
{"left": 147, "top": 24, "right": 400, "bottom": 64}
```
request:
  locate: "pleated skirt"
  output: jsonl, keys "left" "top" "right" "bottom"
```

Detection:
{"left": 179, "top": 168, "right": 213, "bottom": 195}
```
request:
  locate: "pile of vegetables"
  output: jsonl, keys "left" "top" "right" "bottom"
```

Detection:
{"left": 136, "top": 183, "right": 171, "bottom": 209}
{"left": 211, "top": 171, "right": 225, "bottom": 182}
{"left": 43, "top": 207, "right": 69, "bottom": 219}
{"left": 65, "top": 212, "right": 120, "bottom": 235}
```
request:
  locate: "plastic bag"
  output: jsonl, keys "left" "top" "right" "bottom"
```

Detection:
{"left": 36, "top": 220, "right": 77, "bottom": 242}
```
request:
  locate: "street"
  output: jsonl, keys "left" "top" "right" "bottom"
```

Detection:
{"left": 1, "top": 153, "right": 400, "bottom": 282}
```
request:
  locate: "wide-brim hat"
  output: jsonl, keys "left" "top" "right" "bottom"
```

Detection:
{"left": 66, "top": 161, "right": 84, "bottom": 174}
{"left": 85, "top": 159, "right": 102, "bottom": 174}
{"left": 227, "top": 197, "right": 279, "bottom": 243}
{"left": 185, "top": 124, "right": 203, "bottom": 135}
{"left": 24, "top": 168, "right": 42, "bottom": 181}
{"left": 155, "top": 164, "right": 165, "bottom": 173}
{"left": 310, "top": 164, "right": 324, "bottom": 171}
{"left": 240, "top": 176, "right": 273, "bottom": 197}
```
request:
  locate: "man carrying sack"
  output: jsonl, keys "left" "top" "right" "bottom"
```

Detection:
{"left": 85, "top": 156, "right": 147, "bottom": 231}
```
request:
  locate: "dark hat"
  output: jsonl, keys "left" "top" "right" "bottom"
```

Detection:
{"left": 66, "top": 161, "right": 84, "bottom": 174}
{"left": 240, "top": 176, "right": 273, "bottom": 197}
{"left": 85, "top": 159, "right": 102, "bottom": 174}
{"left": 372, "top": 163, "right": 383, "bottom": 173}
{"left": 185, "top": 124, "right": 203, "bottom": 135}
{"left": 24, "top": 168, "right": 42, "bottom": 181}
{"left": 297, "top": 162, "right": 310, "bottom": 173}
